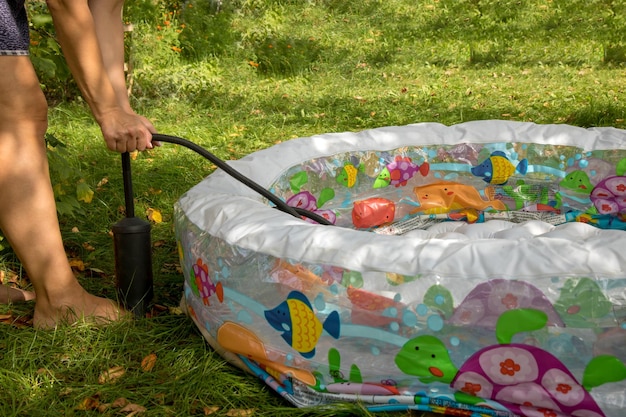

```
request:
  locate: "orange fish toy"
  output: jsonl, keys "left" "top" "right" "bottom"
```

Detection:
{"left": 413, "top": 181, "right": 507, "bottom": 214}
{"left": 352, "top": 197, "right": 396, "bottom": 228}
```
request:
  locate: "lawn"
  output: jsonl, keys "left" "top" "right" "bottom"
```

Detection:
{"left": 2, "top": 0, "right": 626, "bottom": 415}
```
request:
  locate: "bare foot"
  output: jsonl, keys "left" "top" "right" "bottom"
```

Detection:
{"left": 33, "top": 289, "right": 129, "bottom": 330}
{"left": 0, "top": 285, "right": 36, "bottom": 304}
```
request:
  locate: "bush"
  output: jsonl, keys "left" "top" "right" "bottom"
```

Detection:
{"left": 27, "top": 1, "right": 76, "bottom": 103}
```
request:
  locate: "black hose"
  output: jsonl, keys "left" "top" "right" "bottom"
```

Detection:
{"left": 151, "top": 133, "right": 333, "bottom": 226}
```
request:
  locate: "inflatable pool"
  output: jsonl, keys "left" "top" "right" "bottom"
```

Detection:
{"left": 174, "top": 121, "right": 626, "bottom": 417}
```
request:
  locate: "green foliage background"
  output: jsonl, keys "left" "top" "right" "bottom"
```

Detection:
{"left": 2, "top": 1, "right": 626, "bottom": 415}
{"left": 24, "top": 0, "right": 626, "bottom": 224}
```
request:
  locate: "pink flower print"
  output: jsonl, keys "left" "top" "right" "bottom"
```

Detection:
{"left": 500, "top": 358, "right": 521, "bottom": 376}
{"left": 452, "top": 371, "right": 493, "bottom": 399}
{"left": 541, "top": 368, "right": 585, "bottom": 407}
{"left": 537, "top": 408, "right": 558, "bottom": 417}
{"left": 497, "top": 383, "right": 560, "bottom": 415}
{"left": 501, "top": 293, "right": 519, "bottom": 309}
{"left": 479, "top": 347, "right": 538, "bottom": 385}
{"left": 487, "top": 281, "right": 532, "bottom": 315}
{"left": 453, "top": 298, "right": 485, "bottom": 325}
{"left": 462, "top": 381, "right": 482, "bottom": 396}
{"left": 556, "top": 383, "right": 571, "bottom": 395}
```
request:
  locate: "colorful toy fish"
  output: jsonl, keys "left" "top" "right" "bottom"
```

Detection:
{"left": 471, "top": 151, "right": 528, "bottom": 185}
{"left": 352, "top": 197, "right": 395, "bottom": 228}
{"left": 265, "top": 290, "right": 340, "bottom": 358}
{"left": 373, "top": 156, "right": 430, "bottom": 188}
{"left": 286, "top": 191, "right": 337, "bottom": 224}
{"left": 193, "top": 258, "right": 224, "bottom": 306}
{"left": 336, "top": 157, "right": 364, "bottom": 188}
{"left": 412, "top": 181, "right": 507, "bottom": 214}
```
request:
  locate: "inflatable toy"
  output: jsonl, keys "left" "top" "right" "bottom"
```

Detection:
{"left": 174, "top": 121, "right": 626, "bottom": 416}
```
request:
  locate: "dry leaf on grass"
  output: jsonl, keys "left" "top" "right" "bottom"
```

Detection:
{"left": 75, "top": 395, "right": 100, "bottom": 411}
{"left": 120, "top": 403, "right": 147, "bottom": 415}
{"left": 98, "top": 366, "right": 125, "bottom": 384}
{"left": 203, "top": 406, "right": 220, "bottom": 415}
{"left": 82, "top": 242, "right": 95, "bottom": 251}
{"left": 146, "top": 208, "right": 163, "bottom": 223}
{"left": 226, "top": 409, "right": 255, "bottom": 416}
{"left": 98, "top": 397, "right": 130, "bottom": 412}
{"left": 0, "top": 313, "right": 32, "bottom": 328}
{"left": 68, "top": 258, "right": 86, "bottom": 271}
{"left": 140, "top": 353, "right": 157, "bottom": 372}
{"left": 96, "top": 177, "right": 109, "bottom": 188}
{"left": 112, "top": 397, "right": 130, "bottom": 408}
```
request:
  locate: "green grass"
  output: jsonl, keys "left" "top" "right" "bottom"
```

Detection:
{"left": 3, "top": 0, "right": 626, "bottom": 415}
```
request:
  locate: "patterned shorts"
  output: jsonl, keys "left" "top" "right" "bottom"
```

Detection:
{"left": 0, "top": 0, "right": 29, "bottom": 56}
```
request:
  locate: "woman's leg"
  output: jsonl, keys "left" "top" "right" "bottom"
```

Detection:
{"left": 0, "top": 56, "right": 125, "bottom": 328}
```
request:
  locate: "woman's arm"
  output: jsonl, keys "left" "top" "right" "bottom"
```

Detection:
{"left": 46, "top": 0, "right": 155, "bottom": 152}
{"left": 88, "top": 0, "right": 132, "bottom": 113}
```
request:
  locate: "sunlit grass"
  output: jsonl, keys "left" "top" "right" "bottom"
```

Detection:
{"left": 2, "top": 0, "right": 626, "bottom": 415}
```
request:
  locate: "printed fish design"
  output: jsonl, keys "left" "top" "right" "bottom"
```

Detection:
{"left": 374, "top": 156, "right": 430, "bottom": 188}
{"left": 471, "top": 151, "right": 528, "bottom": 185}
{"left": 193, "top": 258, "right": 224, "bottom": 306}
{"left": 336, "top": 156, "right": 364, "bottom": 188}
{"left": 265, "top": 290, "right": 340, "bottom": 358}
{"left": 412, "top": 181, "right": 507, "bottom": 214}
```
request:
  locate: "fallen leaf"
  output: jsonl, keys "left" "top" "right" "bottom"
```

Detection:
{"left": 87, "top": 267, "right": 106, "bottom": 277}
{"left": 120, "top": 403, "right": 147, "bottom": 416}
{"left": 112, "top": 397, "right": 130, "bottom": 408}
{"left": 140, "top": 353, "right": 157, "bottom": 372}
{"left": 96, "top": 177, "right": 109, "bottom": 188}
{"left": 3, "top": 270, "right": 20, "bottom": 284}
{"left": 76, "top": 181, "right": 94, "bottom": 203}
{"left": 203, "top": 406, "right": 220, "bottom": 415}
{"left": 68, "top": 259, "right": 86, "bottom": 271}
{"left": 98, "top": 366, "right": 125, "bottom": 384}
{"left": 169, "top": 306, "right": 184, "bottom": 315}
{"left": 75, "top": 396, "right": 100, "bottom": 411}
{"left": 82, "top": 242, "right": 95, "bottom": 251}
{"left": 146, "top": 208, "right": 163, "bottom": 223}
{"left": 97, "top": 403, "right": 111, "bottom": 413}
{"left": 71, "top": 227, "right": 80, "bottom": 233}
{"left": 226, "top": 409, "right": 255, "bottom": 416}
{"left": 130, "top": 150, "right": 139, "bottom": 160}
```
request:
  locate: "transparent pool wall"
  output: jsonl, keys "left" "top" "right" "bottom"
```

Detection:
{"left": 173, "top": 141, "right": 626, "bottom": 414}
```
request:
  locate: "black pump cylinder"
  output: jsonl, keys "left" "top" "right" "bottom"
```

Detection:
{"left": 113, "top": 216, "right": 153, "bottom": 317}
